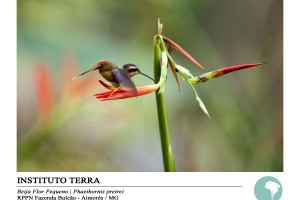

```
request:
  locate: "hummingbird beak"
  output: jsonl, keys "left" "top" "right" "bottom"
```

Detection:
{"left": 73, "top": 61, "right": 107, "bottom": 80}
{"left": 72, "top": 68, "right": 93, "bottom": 80}
{"left": 139, "top": 72, "right": 155, "bottom": 82}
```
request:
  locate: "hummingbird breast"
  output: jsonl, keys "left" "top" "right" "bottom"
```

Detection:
{"left": 99, "top": 70, "right": 116, "bottom": 82}
{"left": 97, "top": 62, "right": 118, "bottom": 83}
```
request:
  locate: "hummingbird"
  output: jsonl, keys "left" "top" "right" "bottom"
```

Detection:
{"left": 72, "top": 60, "right": 154, "bottom": 90}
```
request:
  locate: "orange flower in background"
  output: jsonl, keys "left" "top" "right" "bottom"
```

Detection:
{"left": 32, "top": 56, "right": 99, "bottom": 120}
{"left": 34, "top": 62, "right": 54, "bottom": 116}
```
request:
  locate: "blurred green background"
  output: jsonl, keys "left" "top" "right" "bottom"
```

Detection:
{"left": 17, "top": 0, "right": 283, "bottom": 172}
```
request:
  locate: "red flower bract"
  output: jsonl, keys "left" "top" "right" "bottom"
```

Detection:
{"left": 94, "top": 80, "right": 160, "bottom": 101}
{"left": 211, "top": 63, "right": 265, "bottom": 77}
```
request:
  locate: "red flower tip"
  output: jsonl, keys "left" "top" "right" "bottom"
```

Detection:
{"left": 213, "top": 63, "right": 264, "bottom": 77}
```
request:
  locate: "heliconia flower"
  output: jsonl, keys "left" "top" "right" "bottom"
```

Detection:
{"left": 94, "top": 80, "right": 160, "bottom": 101}
{"left": 95, "top": 27, "right": 263, "bottom": 118}
{"left": 188, "top": 63, "right": 264, "bottom": 84}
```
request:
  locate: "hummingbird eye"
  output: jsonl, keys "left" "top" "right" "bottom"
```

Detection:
{"left": 127, "top": 67, "right": 140, "bottom": 73}
{"left": 123, "top": 64, "right": 139, "bottom": 72}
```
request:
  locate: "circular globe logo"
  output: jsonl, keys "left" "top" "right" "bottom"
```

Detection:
{"left": 254, "top": 176, "right": 282, "bottom": 200}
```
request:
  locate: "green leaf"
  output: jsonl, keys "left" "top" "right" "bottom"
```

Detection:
{"left": 158, "top": 51, "right": 168, "bottom": 94}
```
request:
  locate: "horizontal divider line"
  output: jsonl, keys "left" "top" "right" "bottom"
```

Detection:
{"left": 17, "top": 185, "right": 242, "bottom": 188}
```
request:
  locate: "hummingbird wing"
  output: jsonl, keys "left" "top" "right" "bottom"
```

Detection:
{"left": 112, "top": 68, "right": 137, "bottom": 94}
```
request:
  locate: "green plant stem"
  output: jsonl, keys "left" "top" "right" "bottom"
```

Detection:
{"left": 154, "top": 37, "right": 176, "bottom": 172}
